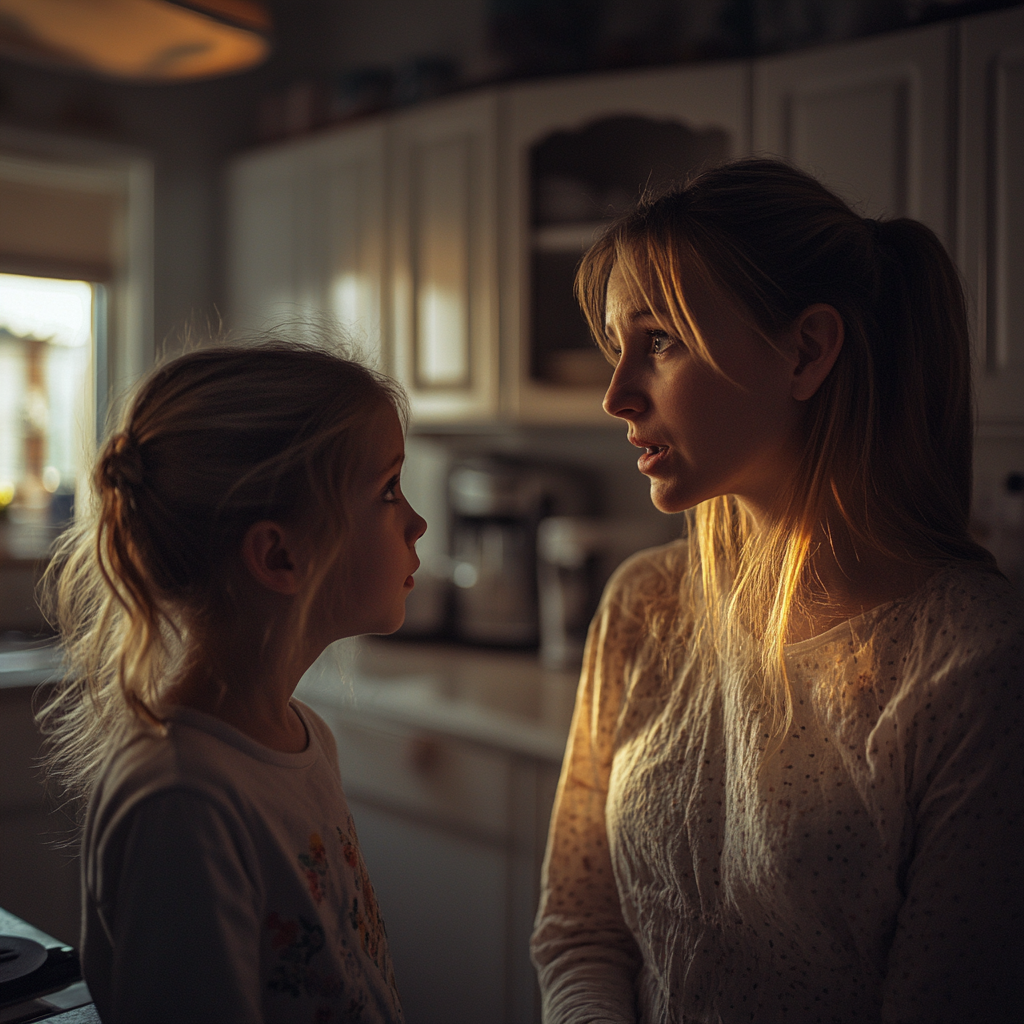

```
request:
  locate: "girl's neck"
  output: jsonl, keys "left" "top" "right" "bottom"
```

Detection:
{"left": 166, "top": 625, "right": 313, "bottom": 753}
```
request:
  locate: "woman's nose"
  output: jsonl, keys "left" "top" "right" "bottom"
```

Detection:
{"left": 603, "top": 359, "right": 648, "bottom": 420}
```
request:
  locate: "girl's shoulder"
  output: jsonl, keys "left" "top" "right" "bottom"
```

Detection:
{"left": 86, "top": 704, "right": 336, "bottom": 850}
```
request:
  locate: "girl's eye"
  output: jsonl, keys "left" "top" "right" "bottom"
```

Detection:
{"left": 383, "top": 475, "right": 401, "bottom": 503}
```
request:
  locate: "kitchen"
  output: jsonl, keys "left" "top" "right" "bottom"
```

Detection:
{"left": 1, "top": 1, "right": 1023, "bottom": 1022}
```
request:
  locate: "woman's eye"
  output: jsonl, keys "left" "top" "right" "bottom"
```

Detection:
{"left": 649, "top": 331, "right": 674, "bottom": 354}
{"left": 383, "top": 476, "right": 401, "bottom": 503}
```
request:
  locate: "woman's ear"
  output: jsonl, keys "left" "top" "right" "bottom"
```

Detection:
{"left": 788, "top": 304, "right": 844, "bottom": 401}
{"left": 240, "top": 521, "right": 303, "bottom": 595}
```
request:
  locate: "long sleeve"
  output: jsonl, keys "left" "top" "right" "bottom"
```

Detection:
{"left": 99, "top": 790, "right": 263, "bottom": 1024}
{"left": 880, "top": 631, "right": 1024, "bottom": 1023}
{"left": 532, "top": 560, "right": 651, "bottom": 1024}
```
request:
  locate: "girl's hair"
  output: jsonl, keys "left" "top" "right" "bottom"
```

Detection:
{"left": 576, "top": 158, "right": 994, "bottom": 729}
{"left": 38, "top": 339, "right": 407, "bottom": 808}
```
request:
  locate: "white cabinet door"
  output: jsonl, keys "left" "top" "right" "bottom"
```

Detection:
{"left": 226, "top": 124, "right": 387, "bottom": 365}
{"left": 227, "top": 145, "right": 300, "bottom": 331}
{"left": 960, "top": 7, "right": 1024, "bottom": 432}
{"left": 753, "top": 22, "right": 953, "bottom": 243}
{"left": 349, "top": 799, "right": 510, "bottom": 1024}
{"left": 389, "top": 93, "right": 500, "bottom": 422}
{"left": 502, "top": 61, "right": 749, "bottom": 424}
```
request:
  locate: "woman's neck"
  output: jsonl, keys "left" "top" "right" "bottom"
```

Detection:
{"left": 787, "top": 528, "right": 934, "bottom": 643}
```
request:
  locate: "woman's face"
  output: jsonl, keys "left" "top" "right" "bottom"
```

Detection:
{"left": 602, "top": 261, "right": 806, "bottom": 519}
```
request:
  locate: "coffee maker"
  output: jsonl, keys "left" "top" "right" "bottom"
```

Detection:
{"left": 447, "top": 458, "right": 591, "bottom": 646}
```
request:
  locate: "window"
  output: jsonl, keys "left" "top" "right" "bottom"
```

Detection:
{"left": 0, "top": 272, "right": 101, "bottom": 556}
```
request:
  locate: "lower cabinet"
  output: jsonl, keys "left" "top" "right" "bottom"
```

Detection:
{"left": 0, "top": 684, "right": 81, "bottom": 946}
{"left": 348, "top": 799, "right": 510, "bottom": 1023}
{"left": 323, "top": 710, "right": 562, "bottom": 1024}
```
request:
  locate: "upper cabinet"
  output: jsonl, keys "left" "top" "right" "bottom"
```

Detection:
{"left": 226, "top": 12, "right": 1023, "bottom": 430}
{"left": 959, "top": 5, "right": 1024, "bottom": 433}
{"left": 753, "top": 22, "right": 953, "bottom": 243}
{"left": 389, "top": 93, "right": 500, "bottom": 422}
{"left": 500, "top": 62, "right": 749, "bottom": 424}
{"left": 227, "top": 121, "right": 387, "bottom": 364}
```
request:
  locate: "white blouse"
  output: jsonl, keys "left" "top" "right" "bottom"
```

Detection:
{"left": 532, "top": 545, "right": 1024, "bottom": 1023}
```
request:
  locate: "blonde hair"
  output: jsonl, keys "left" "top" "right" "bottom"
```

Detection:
{"left": 38, "top": 339, "right": 407, "bottom": 808}
{"left": 576, "top": 158, "right": 995, "bottom": 728}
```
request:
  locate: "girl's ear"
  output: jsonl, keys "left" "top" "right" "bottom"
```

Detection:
{"left": 788, "top": 304, "right": 844, "bottom": 401}
{"left": 240, "top": 521, "right": 304, "bottom": 595}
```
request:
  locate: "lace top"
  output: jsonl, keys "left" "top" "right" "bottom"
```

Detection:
{"left": 532, "top": 545, "right": 1023, "bottom": 1023}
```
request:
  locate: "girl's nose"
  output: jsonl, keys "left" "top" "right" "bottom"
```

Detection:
{"left": 408, "top": 505, "right": 427, "bottom": 543}
{"left": 603, "top": 360, "right": 648, "bottom": 420}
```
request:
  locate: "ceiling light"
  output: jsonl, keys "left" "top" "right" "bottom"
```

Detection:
{"left": 0, "top": 0, "right": 272, "bottom": 81}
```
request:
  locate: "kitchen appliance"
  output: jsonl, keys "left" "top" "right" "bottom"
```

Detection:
{"left": 448, "top": 458, "right": 592, "bottom": 646}
{"left": 537, "top": 516, "right": 678, "bottom": 667}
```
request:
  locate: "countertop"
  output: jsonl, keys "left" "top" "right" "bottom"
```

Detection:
{"left": 296, "top": 637, "right": 580, "bottom": 763}
{"left": 0, "top": 636, "right": 583, "bottom": 762}
{"left": 0, "top": 641, "right": 63, "bottom": 691}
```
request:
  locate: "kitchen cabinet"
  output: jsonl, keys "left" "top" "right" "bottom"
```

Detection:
{"left": 0, "top": 661, "right": 81, "bottom": 947}
{"left": 226, "top": 11, "right": 1023, "bottom": 430}
{"left": 753, "top": 21, "right": 954, "bottom": 243}
{"left": 389, "top": 93, "right": 500, "bottom": 421}
{"left": 226, "top": 121, "right": 387, "bottom": 364}
{"left": 500, "top": 61, "right": 749, "bottom": 424}
{"left": 959, "top": 5, "right": 1024, "bottom": 434}
{"left": 296, "top": 639, "right": 574, "bottom": 1024}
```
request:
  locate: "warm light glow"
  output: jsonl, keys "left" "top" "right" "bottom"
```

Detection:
{"left": 0, "top": 275, "right": 92, "bottom": 348}
{"left": 0, "top": 0, "right": 271, "bottom": 81}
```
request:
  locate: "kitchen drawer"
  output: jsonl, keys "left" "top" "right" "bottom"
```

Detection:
{"left": 327, "top": 712, "right": 512, "bottom": 841}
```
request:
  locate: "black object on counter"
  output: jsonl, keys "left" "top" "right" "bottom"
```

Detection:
{"left": 0, "top": 910, "right": 82, "bottom": 1010}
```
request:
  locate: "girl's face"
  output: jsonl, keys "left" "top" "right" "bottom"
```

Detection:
{"left": 602, "top": 261, "right": 805, "bottom": 520}
{"left": 319, "top": 404, "right": 426, "bottom": 640}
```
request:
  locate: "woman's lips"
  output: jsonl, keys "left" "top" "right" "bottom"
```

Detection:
{"left": 630, "top": 437, "right": 670, "bottom": 474}
{"left": 636, "top": 446, "right": 670, "bottom": 474}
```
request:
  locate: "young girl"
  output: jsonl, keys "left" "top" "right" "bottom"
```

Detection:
{"left": 532, "top": 160, "right": 1024, "bottom": 1023}
{"left": 40, "top": 341, "right": 425, "bottom": 1023}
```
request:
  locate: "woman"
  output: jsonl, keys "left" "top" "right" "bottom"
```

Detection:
{"left": 531, "top": 159, "right": 1023, "bottom": 1023}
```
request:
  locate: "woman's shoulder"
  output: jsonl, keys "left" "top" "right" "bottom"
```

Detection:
{"left": 905, "top": 562, "right": 1023, "bottom": 653}
{"left": 885, "top": 562, "right": 1023, "bottom": 707}
{"left": 602, "top": 538, "right": 689, "bottom": 614}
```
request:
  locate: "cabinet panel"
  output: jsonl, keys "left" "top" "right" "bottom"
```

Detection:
{"left": 502, "top": 62, "right": 749, "bottom": 424}
{"left": 227, "top": 124, "right": 387, "bottom": 362}
{"left": 413, "top": 137, "right": 472, "bottom": 388}
{"left": 960, "top": 7, "right": 1024, "bottom": 430}
{"left": 328, "top": 713, "right": 512, "bottom": 840}
{"left": 350, "top": 799, "right": 508, "bottom": 1024}
{"left": 390, "top": 93, "right": 499, "bottom": 422}
{"left": 753, "top": 22, "right": 952, "bottom": 241}
{"left": 227, "top": 148, "right": 298, "bottom": 330}
{"left": 308, "top": 125, "right": 387, "bottom": 363}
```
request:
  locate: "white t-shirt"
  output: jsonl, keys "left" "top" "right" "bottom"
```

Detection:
{"left": 532, "top": 546, "right": 1024, "bottom": 1023}
{"left": 82, "top": 699, "right": 404, "bottom": 1024}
